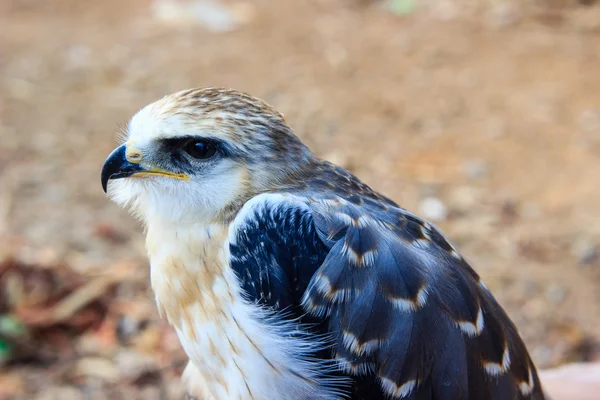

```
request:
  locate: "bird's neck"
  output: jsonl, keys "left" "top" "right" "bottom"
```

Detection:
{"left": 145, "top": 220, "right": 234, "bottom": 325}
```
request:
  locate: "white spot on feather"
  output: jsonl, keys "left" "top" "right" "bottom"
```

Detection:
{"left": 361, "top": 249, "right": 377, "bottom": 267}
{"left": 484, "top": 346, "right": 511, "bottom": 376}
{"left": 341, "top": 242, "right": 377, "bottom": 267}
{"left": 301, "top": 295, "right": 329, "bottom": 318}
{"left": 380, "top": 377, "right": 417, "bottom": 399}
{"left": 335, "top": 212, "right": 354, "bottom": 226}
{"left": 342, "top": 330, "right": 382, "bottom": 356}
{"left": 457, "top": 307, "right": 485, "bottom": 337}
{"left": 335, "top": 355, "right": 375, "bottom": 375}
{"left": 518, "top": 366, "right": 535, "bottom": 395}
{"left": 389, "top": 286, "right": 428, "bottom": 311}
{"left": 312, "top": 272, "right": 353, "bottom": 302}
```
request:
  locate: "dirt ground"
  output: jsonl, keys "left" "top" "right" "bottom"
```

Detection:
{"left": 1, "top": 0, "right": 600, "bottom": 398}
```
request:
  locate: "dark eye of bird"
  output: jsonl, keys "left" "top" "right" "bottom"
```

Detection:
{"left": 182, "top": 140, "right": 217, "bottom": 160}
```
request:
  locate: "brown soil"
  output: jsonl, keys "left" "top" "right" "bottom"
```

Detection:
{"left": 1, "top": 0, "right": 600, "bottom": 398}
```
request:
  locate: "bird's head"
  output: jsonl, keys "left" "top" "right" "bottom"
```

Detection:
{"left": 101, "top": 88, "right": 316, "bottom": 225}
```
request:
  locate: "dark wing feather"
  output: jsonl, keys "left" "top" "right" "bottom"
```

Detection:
{"left": 230, "top": 199, "right": 328, "bottom": 318}
{"left": 229, "top": 189, "right": 545, "bottom": 400}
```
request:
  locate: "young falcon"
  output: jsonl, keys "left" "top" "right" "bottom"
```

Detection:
{"left": 101, "top": 87, "right": 545, "bottom": 400}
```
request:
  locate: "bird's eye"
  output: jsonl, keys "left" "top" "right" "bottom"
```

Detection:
{"left": 182, "top": 140, "right": 217, "bottom": 160}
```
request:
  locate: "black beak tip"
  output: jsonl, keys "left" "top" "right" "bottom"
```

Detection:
{"left": 101, "top": 145, "right": 128, "bottom": 194}
{"left": 101, "top": 175, "right": 109, "bottom": 193}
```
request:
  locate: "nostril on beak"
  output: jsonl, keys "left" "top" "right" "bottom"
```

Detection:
{"left": 126, "top": 150, "right": 143, "bottom": 163}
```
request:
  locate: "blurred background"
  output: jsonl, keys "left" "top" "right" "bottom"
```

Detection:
{"left": 1, "top": 0, "right": 600, "bottom": 398}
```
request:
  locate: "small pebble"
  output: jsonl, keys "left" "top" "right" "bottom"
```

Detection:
{"left": 117, "top": 314, "right": 142, "bottom": 343}
{"left": 571, "top": 239, "right": 598, "bottom": 265}
{"left": 420, "top": 197, "right": 448, "bottom": 222}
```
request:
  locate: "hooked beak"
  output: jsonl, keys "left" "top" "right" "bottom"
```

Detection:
{"left": 101, "top": 144, "right": 189, "bottom": 193}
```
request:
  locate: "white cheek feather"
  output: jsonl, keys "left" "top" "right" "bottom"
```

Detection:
{"left": 107, "top": 160, "right": 245, "bottom": 225}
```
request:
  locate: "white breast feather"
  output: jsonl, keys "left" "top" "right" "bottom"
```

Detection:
{"left": 146, "top": 194, "right": 345, "bottom": 400}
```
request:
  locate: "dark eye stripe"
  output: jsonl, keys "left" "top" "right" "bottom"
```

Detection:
{"left": 160, "top": 136, "right": 242, "bottom": 159}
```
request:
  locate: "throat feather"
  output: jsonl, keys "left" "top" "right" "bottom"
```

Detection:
{"left": 146, "top": 223, "right": 233, "bottom": 326}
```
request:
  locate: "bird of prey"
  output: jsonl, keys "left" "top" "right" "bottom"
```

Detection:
{"left": 101, "top": 87, "right": 545, "bottom": 400}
